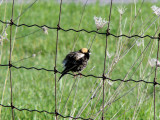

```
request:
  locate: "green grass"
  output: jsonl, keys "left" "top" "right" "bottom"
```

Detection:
{"left": 0, "top": 0, "right": 160, "bottom": 119}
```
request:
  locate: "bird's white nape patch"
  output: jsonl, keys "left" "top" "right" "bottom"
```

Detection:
{"left": 76, "top": 53, "right": 85, "bottom": 60}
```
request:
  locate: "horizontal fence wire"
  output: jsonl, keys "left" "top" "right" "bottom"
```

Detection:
{"left": 0, "top": 64, "right": 159, "bottom": 85}
{"left": 0, "top": 20, "right": 158, "bottom": 39}
{"left": 0, "top": 104, "right": 93, "bottom": 120}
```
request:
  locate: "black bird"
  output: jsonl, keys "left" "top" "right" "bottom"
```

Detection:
{"left": 59, "top": 48, "right": 90, "bottom": 81}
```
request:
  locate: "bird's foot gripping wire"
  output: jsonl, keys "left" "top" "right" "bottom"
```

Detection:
{"left": 73, "top": 72, "right": 82, "bottom": 79}
{"left": 78, "top": 73, "right": 82, "bottom": 78}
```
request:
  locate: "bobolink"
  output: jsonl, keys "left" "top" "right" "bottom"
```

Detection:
{"left": 59, "top": 48, "right": 90, "bottom": 81}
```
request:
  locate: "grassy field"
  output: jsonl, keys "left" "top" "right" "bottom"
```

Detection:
{"left": 0, "top": 0, "right": 160, "bottom": 119}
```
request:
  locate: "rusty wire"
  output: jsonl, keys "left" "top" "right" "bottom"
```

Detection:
{"left": 0, "top": 20, "right": 158, "bottom": 39}
{"left": 9, "top": 0, "right": 15, "bottom": 119}
{"left": 0, "top": 64, "right": 159, "bottom": 86}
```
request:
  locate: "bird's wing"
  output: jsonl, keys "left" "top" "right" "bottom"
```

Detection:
{"left": 62, "top": 52, "right": 74, "bottom": 67}
{"left": 59, "top": 58, "right": 78, "bottom": 81}
{"left": 62, "top": 52, "right": 84, "bottom": 73}
{"left": 63, "top": 52, "right": 84, "bottom": 66}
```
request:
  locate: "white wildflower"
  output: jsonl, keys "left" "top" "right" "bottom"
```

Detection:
{"left": 6, "top": 20, "right": 10, "bottom": 27}
{"left": 42, "top": 26, "right": 48, "bottom": 35}
{"left": 151, "top": 5, "right": 160, "bottom": 16}
{"left": 148, "top": 58, "right": 160, "bottom": 67}
{"left": 94, "top": 16, "right": 108, "bottom": 30}
{"left": 4, "top": 31, "right": 8, "bottom": 38}
{"left": 136, "top": 39, "right": 144, "bottom": 47}
{"left": 0, "top": 31, "right": 8, "bottom": 42}
{"left": 118, "top": 6, "right": 127, "bottom": 15}
{"left": 107, "top": 51, "right": 113, "bottom": 58}
{"left": 32, "top": 54, "right": 36, "bottom": 57}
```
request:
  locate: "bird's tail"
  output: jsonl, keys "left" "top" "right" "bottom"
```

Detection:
{"left": 58, "top": 66, "right": 76, "bottom": 81}
{"left": 58, "top": 73, "right": 66, "bottom": 81}
{"left": 58, "top": 68, "right": 69, "bottom": 81}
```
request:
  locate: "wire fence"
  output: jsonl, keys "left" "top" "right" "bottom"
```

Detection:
{"left": 0, "top": 0, "right": 160, "bottom": 119}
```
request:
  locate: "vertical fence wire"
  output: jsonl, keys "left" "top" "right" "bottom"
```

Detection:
{"left": 54, "top": 0, "right": 63, "bottom": 119}
{"left": 153, "top": 33, "right": 160, "bottom": 120}
{"left": 9, "top": 0, "right": 15, "bottom": 119}
{"left": 102, "top": 0, "right": 113, "bottom": 119}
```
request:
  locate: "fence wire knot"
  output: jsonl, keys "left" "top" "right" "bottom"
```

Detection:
{"left": 102, "top": 116, "right": 104, "bottom": 120}
{"left": 9, "top": 62, "right": 12, "bottom": 68}
{"left": 153, "top": 78, "right": 158, "bottom": 86}
{"left": 55, "top": 110, "right": 59, "bottom": 116}
{"left": 106, "top": 28, "right": 110, "bottom": 36}
{"left": 102, "top": 73, "right": 106, "bottom": 80}
{"left": 158, "top": 33, "right": 160, "bottom": 40}
{"left": 57, "top": 24, "right": 61, "bottom": 30}
{"left": 10, "top": 19, "right": 14, "bottom": 26}
{"left": 11, "top": 105, "right": 15, "bottom": 109}
{"left": 54, "top": 67, "right": 58, "bottom": 74}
